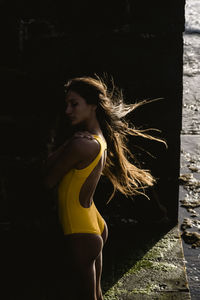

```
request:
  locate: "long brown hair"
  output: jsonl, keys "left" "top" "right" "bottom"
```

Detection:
{"left": 64, "top": 75, "right": 166, "bottom": 201}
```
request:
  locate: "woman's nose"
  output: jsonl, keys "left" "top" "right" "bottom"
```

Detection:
{"left": 65, "top": 105, "right": 72, "bottom": 115}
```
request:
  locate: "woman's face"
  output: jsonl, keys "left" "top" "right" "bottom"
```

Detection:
{"left": 65, "top": 90, "right": 96, "bottom": 126}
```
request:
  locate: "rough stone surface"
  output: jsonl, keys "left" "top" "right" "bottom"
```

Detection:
{"left": 104, "top": 226, "right": 191, "bottom": 299}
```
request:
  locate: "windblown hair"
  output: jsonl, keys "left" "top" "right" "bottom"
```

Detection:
{"left": 64, "top": 75, "right": 165, "bottom": 202}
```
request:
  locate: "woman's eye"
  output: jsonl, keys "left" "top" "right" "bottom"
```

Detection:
{"left": 72, "top": 102, "right": 78, "bottom": 107}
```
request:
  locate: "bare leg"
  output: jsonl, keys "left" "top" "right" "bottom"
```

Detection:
{"left": 95, "top": 223, "right": 108, "bottom": 300}
{"left": 95, "top": 252, "right": 103, "bottom": 300}
{"left": 66, "top": 233, "right": 103, "bottom": 300}
{"left": 79, "top": 261, "right": 97, "bottom": 300}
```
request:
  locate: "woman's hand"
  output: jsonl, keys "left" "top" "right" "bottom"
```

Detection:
{"left": 73, "top": 131, "right": 94, "bottom": 140}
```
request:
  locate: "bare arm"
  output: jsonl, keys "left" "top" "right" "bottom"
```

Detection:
{"left": 44, "top": 140, "right": 69, "bottom": 171}
{"left": 43, "top": 131, "right": 93, "bottom": 174}
{"left": 43, "top": 135, "right": 97, "bottom": 189}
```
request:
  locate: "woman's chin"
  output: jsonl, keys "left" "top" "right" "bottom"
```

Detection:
{"left": 70, "top": 122, "right": 83, "bottom": 129}
{"left": 69, "top": 119, "right": 78, "bottom": 126}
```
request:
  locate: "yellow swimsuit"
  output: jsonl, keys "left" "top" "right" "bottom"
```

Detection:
{"left": 58, "top": 135, "right": 107, "bottom": 236}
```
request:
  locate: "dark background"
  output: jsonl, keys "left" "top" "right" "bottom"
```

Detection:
{"left": 0, "top": 1, "right": 185, "bottom": 299}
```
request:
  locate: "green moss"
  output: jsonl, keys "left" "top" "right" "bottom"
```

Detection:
{"left": 128, "top": 260, "right": 177, "bottom": 275}
{"left": 104, "top": 282, "right": 159, "bottom": 298}
{"left": 129, "top": 283, "right": 159, "bottom": 295}
{"left": 104, "top": 229, "right": 181, "bottom": 299}
{"left": 127, "top": 259, "right": 154, "bottom": 274}
{"left": 104, "top": 290, "right": 120, "bottom": 300}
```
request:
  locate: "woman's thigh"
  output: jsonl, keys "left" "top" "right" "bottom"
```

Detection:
{"left": 64, "top": 234, "right": 103, "bottom": 298}
{"left": 101, "top": 221, "right": 108, "bottom": 245}
{"left": 65, "top": 233, "right": 103, "bottom": 267}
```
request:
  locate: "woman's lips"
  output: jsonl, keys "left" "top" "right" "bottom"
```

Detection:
{"left": 68, "top": 116, "right": 75, "bottom": 121}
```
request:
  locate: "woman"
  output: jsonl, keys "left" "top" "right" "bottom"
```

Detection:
{"left": 44, "top": 76, "right": 164, "bottom": 300}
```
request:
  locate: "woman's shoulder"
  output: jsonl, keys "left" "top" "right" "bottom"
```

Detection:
{"left": 68, "top": 131, "right": 100, "bottom": 156}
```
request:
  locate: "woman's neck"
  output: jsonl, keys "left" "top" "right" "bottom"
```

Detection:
{"left": 86, "top": 119, "right": 102, "bottom": 136}
{"left": 74, "top": 118, "right": 102, "bottom": 136}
